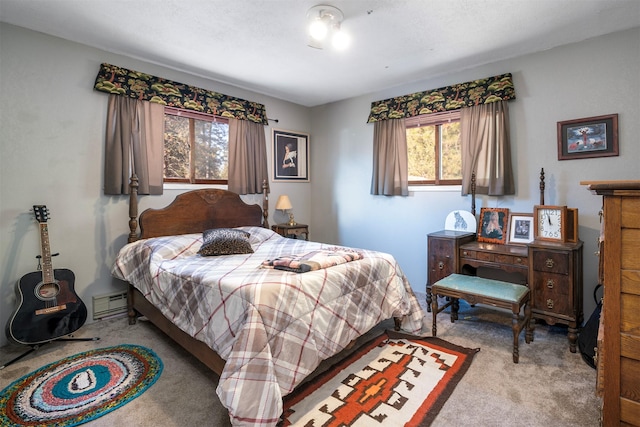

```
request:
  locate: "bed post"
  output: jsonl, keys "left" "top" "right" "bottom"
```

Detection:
{"left": 393, "top": 317, "right": 402, "bottom": 331}
{"left": 262, "top": 179, "right": 270, "bottom": 229}
{"left": 127, "top": 174, "right": 140, "bottom": 325}
{"left": 128, "top": 174, "right": 139, "bottom": 243}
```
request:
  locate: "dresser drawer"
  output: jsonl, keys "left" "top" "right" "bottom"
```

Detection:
{"left": 460, "top": 249, "right": 527, "bottom": 267}
{"left": 532, "top": 273, "right": 571, "bottom": 296}
{"left": 477, "top": 251, "right": 493, "bottom": 262}
{"left": 430, "top": 237, "right": 454, "bottom": 256}
{"left": 495, "top": 253, "right": 528, "bottom": 266}
{"left": 532, "top": 250, "right": 570, "bottom": 275}
{"left": 460, "top": 249, "right": 477, "bottom": 259}
{"left": 534, "top": 283, "right": 572, "bottom": 315}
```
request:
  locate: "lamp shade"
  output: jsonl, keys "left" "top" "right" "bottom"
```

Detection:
{"left": 275, "top": 195, "right": 293, "bottom": 210}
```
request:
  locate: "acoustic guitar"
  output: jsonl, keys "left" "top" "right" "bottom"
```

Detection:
{"left": 5, "top": 205, "right": 87, "bottom": 345}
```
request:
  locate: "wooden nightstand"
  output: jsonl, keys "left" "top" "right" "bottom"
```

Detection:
{"left": 272, "top": 223, "right": 309, "bottom": 240}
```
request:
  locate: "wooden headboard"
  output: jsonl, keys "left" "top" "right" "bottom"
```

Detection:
{"left": 127, "top": 175, "right": 270, "bottom": 243}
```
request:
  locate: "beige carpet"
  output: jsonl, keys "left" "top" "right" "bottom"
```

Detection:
{"left": 0, "top": 293, "right": 601, "bottom": 426}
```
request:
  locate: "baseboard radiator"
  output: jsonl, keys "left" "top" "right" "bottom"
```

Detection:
{"left": 92, "top": 291, "right": 128, "bottom": 320}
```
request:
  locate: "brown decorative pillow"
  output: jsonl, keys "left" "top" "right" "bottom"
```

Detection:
{"left": 198, "top": 228, "right": 254, "bottom": 256}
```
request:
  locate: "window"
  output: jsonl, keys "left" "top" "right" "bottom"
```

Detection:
{"left": 163, "top": 107, "right": 229, "bottom": 184}
{"left": 406, "top": 110, "right": 461, "bottom": 185}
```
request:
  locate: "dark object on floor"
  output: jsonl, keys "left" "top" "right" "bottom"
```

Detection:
{"left": 578, "top": 284, "right": 603, "bottom": 369}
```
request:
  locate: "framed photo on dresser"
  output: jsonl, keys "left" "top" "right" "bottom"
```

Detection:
{"left": 508, "top": 213, "right": 534, "bottom": 245}
{"left": 477, "top": 207, "right": 509, "bottom": 244}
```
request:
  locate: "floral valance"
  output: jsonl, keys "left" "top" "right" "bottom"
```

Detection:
{"left": 367, "top": 73, "right": 515, "bottom": 123}
{"left": 94, "top": 63, "right": 268, "bottom": 125}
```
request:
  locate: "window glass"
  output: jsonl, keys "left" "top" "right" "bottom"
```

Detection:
{"left": 163, "top": 108, "right": 229, "bottom": 184}
{"left": 406, "top": 111, "right": 461, "bottom": 185}
{"left": 440, "top": 122, "right": 462, "bottom": 180}
{"left": 407, "top": 125, "right": 436, "bottom": 181}
{"left": 164, "top": 114, "right": 190, "bottom": 179}
{"left": 194, "top": 120, "right": 228, "bottom": 180}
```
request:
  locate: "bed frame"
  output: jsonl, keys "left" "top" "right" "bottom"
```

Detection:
{"left": 124, "top": 175, "right": 270, "bottom": 375}
{"left": 121, "top": 168, "right": 487, "bottom": 378}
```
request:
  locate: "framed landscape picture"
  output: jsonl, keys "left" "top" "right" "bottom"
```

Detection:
{"left": 272, "top": 129, "right": 309, "bottom": 182}
{"left": 557, "top": 114, "right": 618, "bottom": 160}
{"left": 477, "top": 207, "right": 509, "bottom": 244}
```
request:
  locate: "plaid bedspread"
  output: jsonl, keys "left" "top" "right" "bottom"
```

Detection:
{"left": 112, "top": 227, "right": 425, "bottom": 426}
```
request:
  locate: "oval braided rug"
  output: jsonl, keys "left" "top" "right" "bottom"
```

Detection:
{"left": 0, "top": 344, "right": 163, "bottom": 427}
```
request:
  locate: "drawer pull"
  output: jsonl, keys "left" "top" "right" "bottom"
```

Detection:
{"left": 462, "top": 251, "right": 468, "bottom": 256}
{"left": 547, "top": 299, "right": 554, "bottom": 309}
{"left": 438, "top": 261, "right": 444, "bottom": 270}
{"left": 545, "top": 258, "right": 555, "bottom": 269}
{"left": 546, "top": 279, "right": 555, "bottom": 289}
{"left": 515, "top": 257, "right": 522, "bottom": 263}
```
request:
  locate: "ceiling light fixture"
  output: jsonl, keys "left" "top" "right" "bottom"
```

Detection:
{"left": 306, "top": 5, "right": 350, "bottom": 50}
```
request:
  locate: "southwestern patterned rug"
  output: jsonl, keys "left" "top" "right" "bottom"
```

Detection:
{"left": 279, "top": 331, "right": 479, "bottom": 427}
{"left": 0, "top": 344, "right": 162, "bottom": 427}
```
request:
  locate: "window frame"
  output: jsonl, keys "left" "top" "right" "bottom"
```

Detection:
{"left": 405, "top": 110, "right": 462, "bottom": 186}
{"left": 163, "top": 106, "right": 230, "bottom": 185}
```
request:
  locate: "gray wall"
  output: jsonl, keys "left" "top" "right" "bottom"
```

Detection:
{"left": 1, "top": 23, "right": 638, "bottom": 348}
{"left": 0, "top": 24, "right": 312, "bottom": 348}
{"left": 308, "top": 27, "right": 640, "bottom": 322}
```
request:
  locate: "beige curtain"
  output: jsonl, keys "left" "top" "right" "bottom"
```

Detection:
{"left": 460, "top": 101, "right": 514, "bottom": 196}
{"left": 370, "top": 119, "right": 409, "bottom": 196}
{"left": 228, "top": 118, "right": 268, "bottom": 195}
{"left": 104, "top": 95, "right": 164, "bottom": 195}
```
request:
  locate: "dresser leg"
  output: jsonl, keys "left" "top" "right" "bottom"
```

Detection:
{"left": 568, "top": 325, "right": 578, "bottom": 353}
{"left": 525, "top": 303, "right": 534, "bottom": 343}
{"left": 512, "top": 311, "right": 520, "bottom": 363}
{"left": 451, "top": 298, "right": 459, "bottom": 322}
{"left": 431, "top": 296, "right": 438, "bottom": 337}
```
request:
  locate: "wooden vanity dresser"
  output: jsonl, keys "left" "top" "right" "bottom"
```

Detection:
{"left": 427, "top": 236, "right": 583, "bottom": 352}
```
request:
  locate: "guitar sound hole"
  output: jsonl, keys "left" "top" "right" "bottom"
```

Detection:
{"left": 36, "top": 282, "right": 60, "bottom": 300}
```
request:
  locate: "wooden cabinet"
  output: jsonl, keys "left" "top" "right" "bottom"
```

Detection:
{"left": 426, "top": 231, "right": 475, "bottom": 311}
{"left": 528, "top": 240, "right": 583, "bottom": 353}
{"left": 583, "top": 180, "right": 640, "bottom": 426}
{"left": 272, "top": 223, "right": 309, "bottom": 240}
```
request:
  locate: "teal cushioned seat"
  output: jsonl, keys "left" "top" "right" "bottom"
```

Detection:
{"left": 431, "top": 273, "right": 534, "bottom": 363}
{"left": 433, "top": 273, "right": 528, "bottom": 302}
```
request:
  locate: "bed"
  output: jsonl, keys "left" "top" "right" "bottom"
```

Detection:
{"left": 112, "top": 176, "right": 426, "bottom": 426}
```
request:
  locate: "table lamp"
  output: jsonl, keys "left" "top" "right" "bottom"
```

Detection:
{"left": 275, "top": 195, "right": 296, "bottom": 226}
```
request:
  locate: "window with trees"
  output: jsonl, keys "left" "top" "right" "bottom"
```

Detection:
{"left": 406, "top": 110, "right": 462, "bottom": 185}
{"left": 163, "top": 107, "right": 229, "bottom": 184}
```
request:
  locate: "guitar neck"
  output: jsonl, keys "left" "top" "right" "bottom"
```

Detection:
{"left": 39, "top": 223, "right": 54, "bottom": 283}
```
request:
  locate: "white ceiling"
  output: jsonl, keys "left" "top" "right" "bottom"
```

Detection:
{"left": 1, "top": 0, "right": 639, "bottom": 107}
